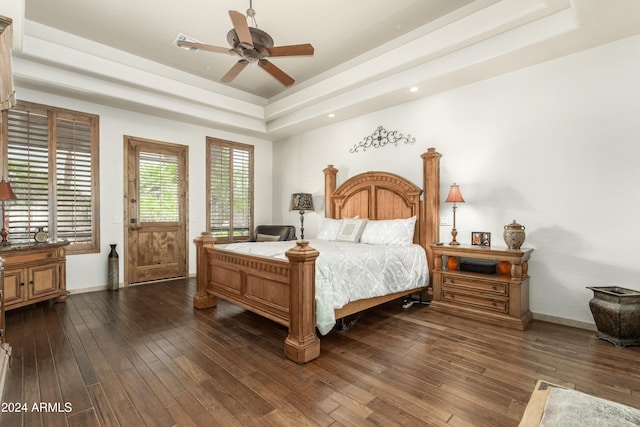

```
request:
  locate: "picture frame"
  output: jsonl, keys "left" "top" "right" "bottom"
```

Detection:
{"left": 472, "top": 231, "right": 491, "bottom": 247}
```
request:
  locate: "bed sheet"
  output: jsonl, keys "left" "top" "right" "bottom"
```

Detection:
{"left": 218, "top": 239, "right": 428, "bottom": 335}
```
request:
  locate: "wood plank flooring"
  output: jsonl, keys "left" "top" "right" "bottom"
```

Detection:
{"left": 1, "top": 278, "right": 639, "bottom": 426}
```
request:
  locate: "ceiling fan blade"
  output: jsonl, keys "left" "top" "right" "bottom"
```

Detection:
{"left": 266, "top": 44, "right": 314, "bottom": 57}
{"left": 221, "top": 60, "right": 249, "bottom": 83}
{"left": 177, "top": 40, "right": 231, "bottom": 54}
{"left": 258, "top": 59, "right": 295, "bottom": 86}
{"left": 229, "top": 10, "right": 253, "bottom": 48}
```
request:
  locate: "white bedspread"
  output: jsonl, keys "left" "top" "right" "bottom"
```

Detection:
{"left": 217, "top": 239, "right": 428, "bottom": 335}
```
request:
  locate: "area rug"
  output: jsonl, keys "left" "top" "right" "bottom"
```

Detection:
{"left": 540, "top": 384, "right": 640, "bottom": 426}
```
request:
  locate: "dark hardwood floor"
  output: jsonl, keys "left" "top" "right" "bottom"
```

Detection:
{"left": 1, "top": 278, "right": 639, "bottom": 427}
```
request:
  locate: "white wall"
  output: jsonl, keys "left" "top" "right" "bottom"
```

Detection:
{"left": 273, "top": 34, "right": 640, "bottom": 327}
{"left": 14, "top": 87, "right": 273, "bottom": 293}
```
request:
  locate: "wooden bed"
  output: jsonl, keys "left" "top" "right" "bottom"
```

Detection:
{"left": 193, "top": 148, "right": 442, "bottom": 363}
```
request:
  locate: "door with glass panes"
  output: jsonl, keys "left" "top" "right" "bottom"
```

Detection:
{"left": 124, "top": 136, "right": 187, "bottom": 285}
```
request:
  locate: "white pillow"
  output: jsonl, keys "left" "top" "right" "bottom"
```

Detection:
{"left": 317, "top": 218, "right": 343, "bottom": 240}
{"left": 360, "top": 216, "right": 416, "bottom": 246}
{"left": 336, "top": 219, "right": 368, "bottom": 243}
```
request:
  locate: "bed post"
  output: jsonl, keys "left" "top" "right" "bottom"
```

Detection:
{"left": 193, "top": 232, "right": 218, "bottom": 309}
{"left": 284, "top": 241, "right": 321, "bottom": 364}
{"left": 323, "top": 165, "right": 338, "bottom": 218}
{"left": 421, "top": 148, "right": 442, "bottom": 275}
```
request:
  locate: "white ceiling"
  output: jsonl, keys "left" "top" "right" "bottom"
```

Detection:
{"left": 23, "top": 0, "right": 476, "bottom": 99}
{"left": 6, "top": 0, "right": 640, "bottom": 140}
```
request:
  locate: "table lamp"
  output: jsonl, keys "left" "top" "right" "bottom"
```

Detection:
{"left": 445, "top": 183, "right": 464, "bottom": 245}
{"left": 0, "top": 178, "right": 18, "bottom": 245}
{"left": 289, "top": 193, "right": 314, "bottom": 240}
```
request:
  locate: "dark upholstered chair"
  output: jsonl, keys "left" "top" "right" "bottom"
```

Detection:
{"left": 251, "top": 225, "right": 297, "bottom": 242}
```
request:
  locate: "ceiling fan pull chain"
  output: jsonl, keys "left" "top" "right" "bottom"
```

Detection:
{"left": 247, "top": 0, "right": 258, "bottom": 27}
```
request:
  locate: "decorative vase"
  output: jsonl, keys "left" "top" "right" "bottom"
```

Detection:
{"left": 107, "top": 244, "right": 119, "bottom": 291}
{"left": 503, "top": 220, "right": 526, "bottom": 249}
{"left": 587, "top": 286, "right": 640, "bottom": 347}
{"left": 497, "top": 261, "right": 511, "bottom": 275}
{"left": 447, "top": 256, "right": 459, "bottom": 271}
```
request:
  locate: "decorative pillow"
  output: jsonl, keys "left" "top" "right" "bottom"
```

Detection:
{"left": 316, "top": 218, "right": 343, "bottom": 240}
{"left": 360, "top": 216, "right": 417, "bottom": 245}
{"left": 256, "top": 233, "right": 281, "bottom": 242}
{"left": 335, "top": 219, "right": 368, "bottom": 243}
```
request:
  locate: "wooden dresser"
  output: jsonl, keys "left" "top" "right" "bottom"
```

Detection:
{"left": 0, "top": 241, "right": 70, "bottom": 311}
{"left": 430, "top": 244, "right": 533, "bottom": 330}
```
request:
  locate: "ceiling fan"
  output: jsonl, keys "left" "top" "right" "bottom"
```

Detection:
{"left": 175, "top": 1, "right": 314, "bottom": 86}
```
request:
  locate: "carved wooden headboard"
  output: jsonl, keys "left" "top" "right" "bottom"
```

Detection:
{"left": 323, "top": 148, "right": 441, "bottom": 257}
{"left": 324, "top": 170, "right": 422, "bottom": 243}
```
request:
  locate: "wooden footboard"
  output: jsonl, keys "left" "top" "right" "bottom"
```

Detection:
{"left": 194, "top": 233, "right": 320, "bottom": 364}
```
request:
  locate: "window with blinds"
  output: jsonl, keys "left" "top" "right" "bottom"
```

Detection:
{"left": 1, "top": 101, "right": 99, "bottom": 254}
{"left": 138, "top": 151, "right": 179, "bottom": 222}
{"left": 207, "top": 138, "right": 253, "bottom": 241}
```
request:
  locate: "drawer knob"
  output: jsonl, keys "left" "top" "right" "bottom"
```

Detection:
{"left": 47, "top": 252, "right": 53, "bottom": 258}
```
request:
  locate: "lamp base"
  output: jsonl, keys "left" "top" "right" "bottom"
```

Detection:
{"left": 448, "top": 228, "right": 460, "bottom": 246}
{"left": 0, "top": 227, "right": 10, "bottom": 246}
{"left": 299, "top": 211, "right": 305, "bottom": 240}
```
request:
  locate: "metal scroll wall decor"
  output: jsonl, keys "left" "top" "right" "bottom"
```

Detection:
{"left": 350, "top": 125, "right": 415, "bottom": 153}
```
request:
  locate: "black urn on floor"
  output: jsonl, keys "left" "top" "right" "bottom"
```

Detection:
{"left": 587, "top": 286, "right": 640, "bottom": 347}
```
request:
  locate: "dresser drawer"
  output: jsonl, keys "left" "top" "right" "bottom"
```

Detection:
{"left": 3, "top": 250, "right": 59, "bottom": 266}
{"left": 442, "top": 288, "right": 509, "bottom": 314}
{"left": 442, "top": 274, "right": 508, "bottom": 296}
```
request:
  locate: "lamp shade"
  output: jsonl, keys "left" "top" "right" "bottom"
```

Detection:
{"left": 445, "top": 183, "right": 464, "bottom": 203}
{"left": 289, "top": 193, "right": 314, "bottom": 211}
{"left": 0, "top": 179, "right": 17, "bottom": 201}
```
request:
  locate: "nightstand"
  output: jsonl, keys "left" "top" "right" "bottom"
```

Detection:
{"left": 430, "top": 244, "right": 533, "bottom": 330}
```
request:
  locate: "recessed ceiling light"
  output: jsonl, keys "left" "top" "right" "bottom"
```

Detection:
{"left": 410, "top": 86, "right": 419, "bottom": 93}
{"left": 328, "top": 113, "right": 335, "bottom": 118}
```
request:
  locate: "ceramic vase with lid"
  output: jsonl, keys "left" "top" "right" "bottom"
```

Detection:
{"left": 503, "top": 220, "right": 526, "bottom": 249}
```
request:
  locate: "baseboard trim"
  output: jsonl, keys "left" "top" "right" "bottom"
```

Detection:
{"left": 532, "top": 312, "right": 597, "bottom": 331}
{"left": 68, "top": 284, "right": 114, "bottom": 294}
{"left": 69, "top": 277, "right": 194, "bottom": 294}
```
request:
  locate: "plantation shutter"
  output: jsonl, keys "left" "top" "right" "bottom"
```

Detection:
{"left": 138, "top": 150, "right": 180, "bottom": 222}
{"left": 3, "top": 101, "right": 99, "bottom": 253}
{"left": 56, "top": 115, "right": 95, "bottom": 246}
{"left": 208, "top": 139, "right": 253, "bottom": 240}
{"left": 232, "top": 148, "right": 251, "bottom": 236}
{"left": 5, "top": 107, "right": 50, "bottom": 241}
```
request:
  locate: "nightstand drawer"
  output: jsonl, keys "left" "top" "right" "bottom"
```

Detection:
{"left": 442, "top": 274, "right": 508, "bottom": 296}
{"left": 442, "top": 289, "right": 509, "bottom": 314}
